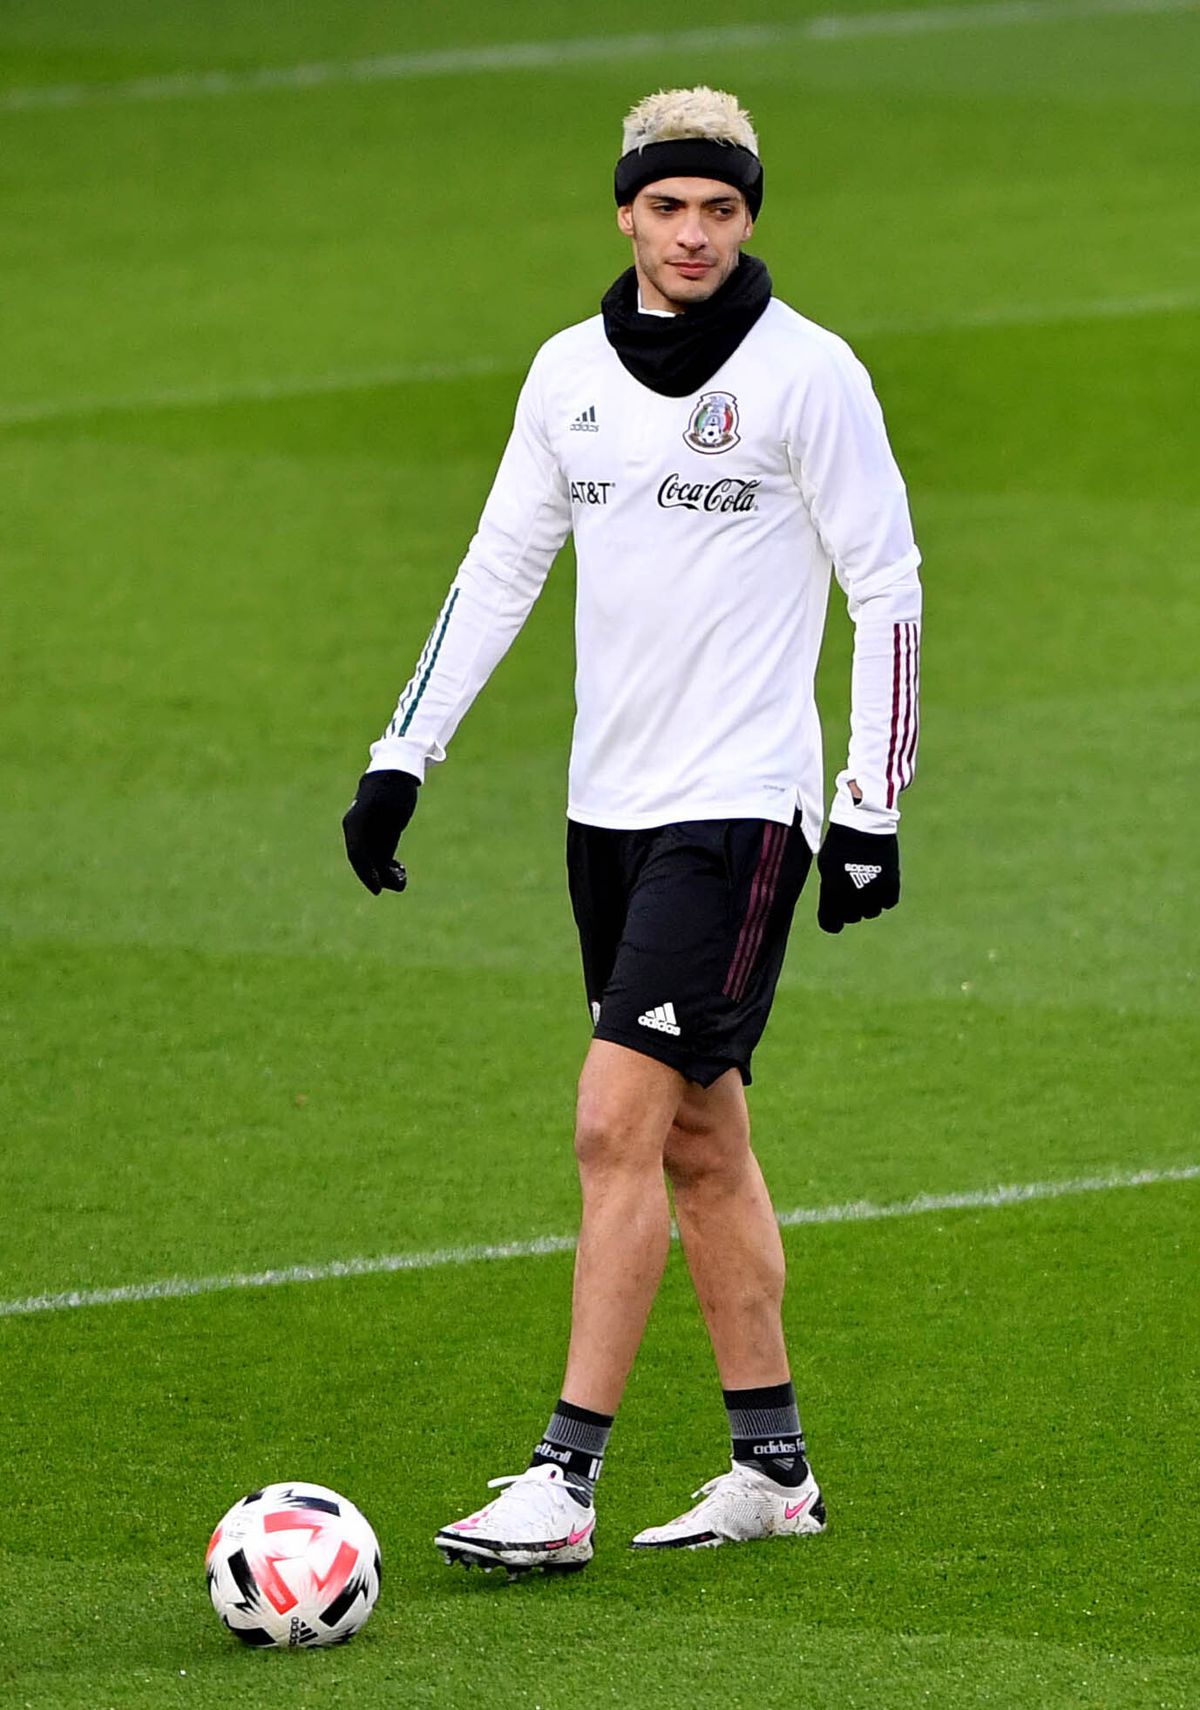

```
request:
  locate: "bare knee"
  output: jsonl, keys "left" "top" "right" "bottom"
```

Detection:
{"left": 574, "top": 1082, "right": 671, "bottom": 1177}
{"left": 574, "top": 1092, "right": 640, "bottom": 1175}
{"left": 573, "top": 1041, "right": 684, "bottom": 1178}
{"left": 663, "top": 1104, "right": 751, "bottom": 1195}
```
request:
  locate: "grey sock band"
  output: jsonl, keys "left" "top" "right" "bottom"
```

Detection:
{"left": 540, "top": 1404, "right": 612, "bottom": 1461}
{"left": 725, "top": 1398, "right": 802, "bottom": 1441}
{"left": 530, "top": 1398, "right": 614, "bottom": 1495}
{"left": 724, "top": 1382, "right": 807, "bottom": 1479}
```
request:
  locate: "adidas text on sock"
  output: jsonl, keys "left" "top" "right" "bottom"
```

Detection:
{"left": 530, "top": 1399, "right": 613, "bottom": 1504}
{"left": 723, "top": 1380, "right": 810, "bottom": 1487}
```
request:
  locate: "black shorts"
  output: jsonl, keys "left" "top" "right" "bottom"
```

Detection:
{"left": 566, "top": 814, "right": 812, "bottom": 1088}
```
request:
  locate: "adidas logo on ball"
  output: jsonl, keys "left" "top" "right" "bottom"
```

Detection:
{"left": 206, "top": 1482, "right": 381, "bottom": 1650}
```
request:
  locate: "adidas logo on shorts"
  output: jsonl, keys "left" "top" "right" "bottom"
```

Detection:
{"left": 638, "top": 1001, "right": 681, "bottom": 1037}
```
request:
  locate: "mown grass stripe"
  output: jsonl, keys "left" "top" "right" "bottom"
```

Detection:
{"left": 1, "top": 0, "right": 1195, "bottom": 113}
{"left": 1, "top": 291, "right": 1194, "bottom": 430}
{"left": 0, "top": 355, "right": 513, "bottom": 429}
{"left": 2, "top": 1162, "right": 1194, "bottom": 1320}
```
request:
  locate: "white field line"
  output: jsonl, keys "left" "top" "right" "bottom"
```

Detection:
{"left": 2, "top": 1162, "right": 1196, "bottom": 1321}
{"left": 1, "top": 0, "right": 1197, "bottom": 114}
{"left": 851, "top": 286, "right": 1200, "bottom": 337}
{"left": 1, "top": 289, "right": 1195, "bottom": 430}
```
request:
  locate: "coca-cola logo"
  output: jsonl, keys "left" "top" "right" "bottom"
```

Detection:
{"left": 657, "top": 474, "right": 760, "bottom": 514}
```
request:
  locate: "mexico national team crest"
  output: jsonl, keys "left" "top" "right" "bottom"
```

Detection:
{"left": 683, "top": 391, "right": 740, "bottom": 456}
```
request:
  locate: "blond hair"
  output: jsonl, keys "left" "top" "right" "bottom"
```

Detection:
{"left": 621, "top": 86, "right": 759, "bottom": 156}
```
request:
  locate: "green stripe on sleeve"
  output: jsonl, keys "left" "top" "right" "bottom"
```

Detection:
{"left": 398, "top": 587, "right": 460, "bottom": 736}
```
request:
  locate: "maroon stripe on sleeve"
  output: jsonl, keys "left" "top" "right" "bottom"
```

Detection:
{"left": 895, "top": 623, "right": 915, "bottom": 796}
{"left": 724, "top": 823, "right": 789, "bottom": 1002}
{"left": 900, "top": 626, "right": 920, "bottom": 789}
{"left": 885, "top": 622, "right": 904, "bottom": 810}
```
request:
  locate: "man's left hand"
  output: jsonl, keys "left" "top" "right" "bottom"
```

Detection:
{"left": 342, "top": 769, "right": 419, "bottom": 895}
{"left": 817, "top": 823, "right": 900, "bottom": 934}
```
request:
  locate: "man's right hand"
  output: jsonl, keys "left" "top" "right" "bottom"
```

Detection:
{"left": 342, "top": 770, "right": 420, "bottom": 895}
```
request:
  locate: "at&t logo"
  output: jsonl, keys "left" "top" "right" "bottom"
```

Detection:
{"left": 570, "top": 480, "right": 614, "bottom": 506}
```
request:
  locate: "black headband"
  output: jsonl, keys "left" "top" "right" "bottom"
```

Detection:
{"left": 614, "top": 139, "right": 763, "bottom": 219}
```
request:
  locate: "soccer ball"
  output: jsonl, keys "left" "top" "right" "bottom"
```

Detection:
{"left": 205, "top": 1481, "right": 381, "bottom": 1648}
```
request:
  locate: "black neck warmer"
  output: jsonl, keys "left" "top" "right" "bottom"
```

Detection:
{"left": 600, "top": 254, "right": 773, "bottom": 398}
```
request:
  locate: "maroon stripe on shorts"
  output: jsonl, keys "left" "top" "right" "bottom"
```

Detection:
{"left": 723, "top": 823, "right": 789, "bottom": 1002}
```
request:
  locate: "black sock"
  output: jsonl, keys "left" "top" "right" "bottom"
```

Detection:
{"left": 724, "top": 1380, "right": 810, "bottom": 1487}
{"left": 529, "top": 1399, "right": 613, "bottom": 1508}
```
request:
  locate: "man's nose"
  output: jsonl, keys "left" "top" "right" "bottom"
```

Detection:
{"left": 678, "top": 219, "right": 706, "bottom": 249}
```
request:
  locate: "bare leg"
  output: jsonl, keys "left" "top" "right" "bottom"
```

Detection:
{"left": 664, "top": 1069, "right": 790, "bottom": 1389}
{"left": 560, "top": 1039, "right": 684, "bottom": 1415}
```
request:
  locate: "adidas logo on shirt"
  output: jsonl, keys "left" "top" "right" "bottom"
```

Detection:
{"left": 845, "top": 863, "right": 882, "bottom": 890}
{"left": 638, "top": 1001, "right": 681, "bottom": 1037}
{"left": 570, "top": 404, "right": 599, "bottom": 432}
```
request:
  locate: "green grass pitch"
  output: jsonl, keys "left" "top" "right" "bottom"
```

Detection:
{"left": 1, "top": 2, "right": 1198, "bottom": 1706}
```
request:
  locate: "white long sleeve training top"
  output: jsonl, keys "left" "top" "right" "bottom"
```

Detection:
{"left": 368, "top": 296, "right": 922, "bottom": 852}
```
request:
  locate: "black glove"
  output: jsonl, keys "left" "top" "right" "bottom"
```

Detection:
{"left": 342, "top": 770, "right": 420, "bottom": 895}
{"left": 817, "top": 822, "right": 900, "bottom": 934}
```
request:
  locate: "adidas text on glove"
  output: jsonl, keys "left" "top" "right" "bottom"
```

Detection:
{"left": 816, "top": 822, "right": 900, "bottom": 934}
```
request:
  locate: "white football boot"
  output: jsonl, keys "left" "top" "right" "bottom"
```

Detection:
{"left": 631, "top": 1461, "right": 826, "bottom": 1550}
{"left": 436, "top": 1464, "right": 596, "bottom": 1576}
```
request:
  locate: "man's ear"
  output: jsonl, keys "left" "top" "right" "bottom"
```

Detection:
{"left": 617, "top": 204, "right": 635, "bottom": 237}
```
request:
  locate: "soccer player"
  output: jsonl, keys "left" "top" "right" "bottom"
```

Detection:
{"left": 343, "top": 87, "right": 921, "bottom": 1570}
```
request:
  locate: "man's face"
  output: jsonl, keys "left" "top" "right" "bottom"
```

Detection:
{"left": 617, "top": 176, "right": 754, "bottom": 313}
